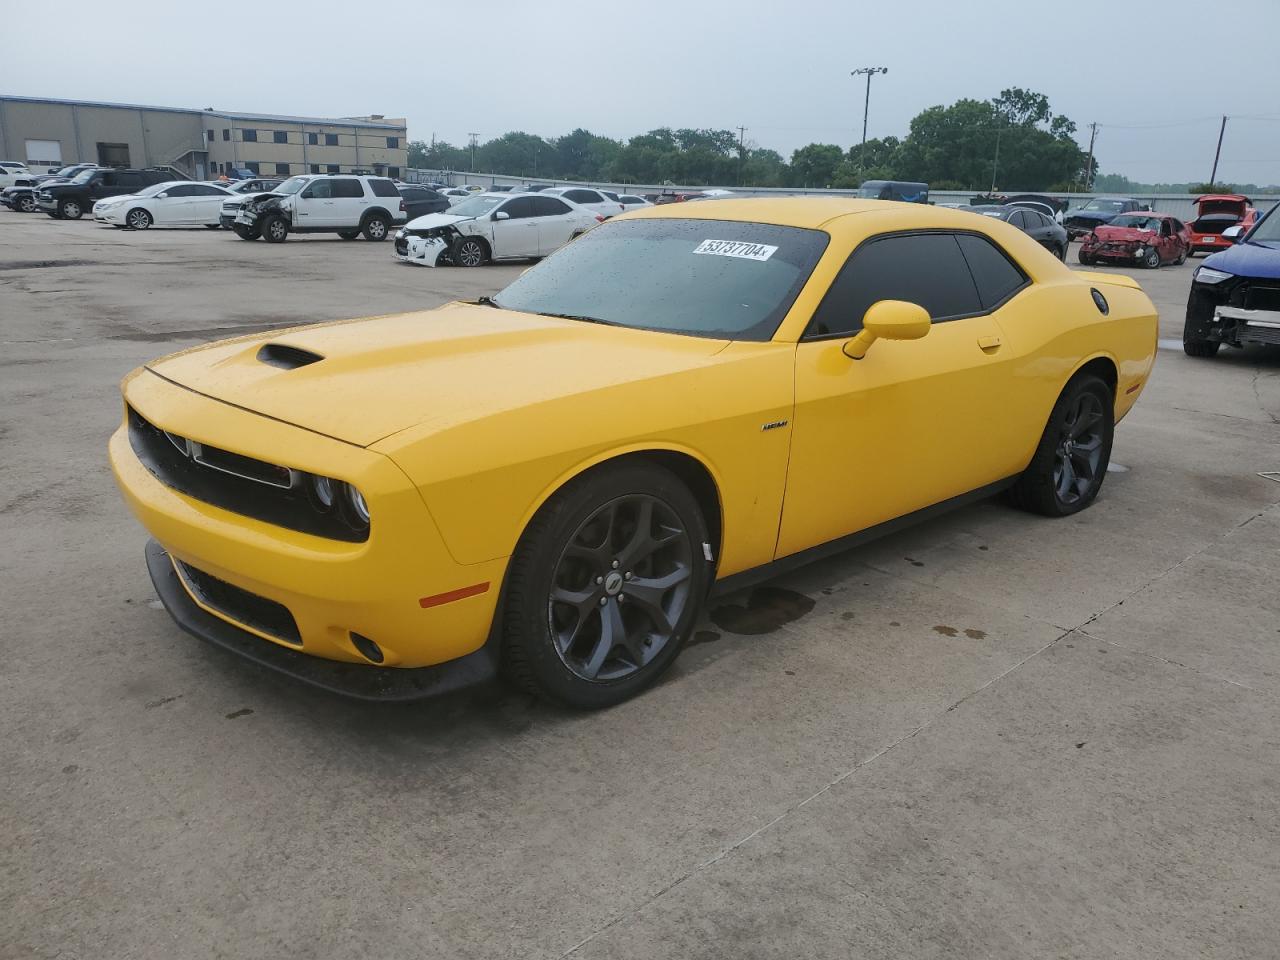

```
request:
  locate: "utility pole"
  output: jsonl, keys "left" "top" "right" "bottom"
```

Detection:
{"left": 850, "top": 67, "right": 888, "bottom": 175}
{"left": 468, "top": 132, "right": 479, "bottom": 172}
{"left": 1210, "top": 115, "right": 1228, "bottom": 186}
{"left": 1083, "top": 122, "right": 1098, "bottom": 191}
{"left": 737, "top": 125, "right": 747, "bottom": 186}
{"left": 990, "top": 125, "right": 1002, "bottom": 194}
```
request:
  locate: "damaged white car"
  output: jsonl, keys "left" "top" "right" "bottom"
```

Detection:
{"left": 394, "top": 192, "right": 601, "bottom": 267}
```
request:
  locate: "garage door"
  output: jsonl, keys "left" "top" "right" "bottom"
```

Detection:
{"left": 25, "top": 139, "right": 62, "bottom": 174}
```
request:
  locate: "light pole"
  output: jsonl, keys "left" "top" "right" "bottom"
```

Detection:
{"left": 851, "top": 66, "right": 888, "bottom": 175}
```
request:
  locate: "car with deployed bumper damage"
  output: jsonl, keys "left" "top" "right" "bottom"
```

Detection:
{"left": 1183, "top": 203, "right": 1280, "bottom": 356}
{"left": 1186, "top": 194, "right": 1256, "bottom": 257}
{"left": 229, "top": 174, "right": 405, "bottom": 242}
{"left": 394, "top": 192, "right": 600, "bottom": 266}
{"left": 1078, "top": 212, "right": 1190, "bottom": 268}
{"left": 110, "top": 198, "right": 1156, "bottom": 708}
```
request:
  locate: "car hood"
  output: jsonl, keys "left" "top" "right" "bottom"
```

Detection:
{"left": 1202, "top": 241, "right": 1280, "bottom": 280}
{"left": 404, "top": 211, "right": 474, "bottom": 230}
{"left": 1092, "top": 226, "right": 1156, "bottom": 243}
{"left": 143, "top": 302, "right": 730, "bottom": 447}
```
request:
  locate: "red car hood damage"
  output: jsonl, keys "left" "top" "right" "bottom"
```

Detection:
{"left": 1091, "top": 226, "right": 1156, "bottom": 243}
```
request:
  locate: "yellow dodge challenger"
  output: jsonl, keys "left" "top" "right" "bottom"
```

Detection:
{"left": 110, "top": 199, "right": 1157, "bottom": 707}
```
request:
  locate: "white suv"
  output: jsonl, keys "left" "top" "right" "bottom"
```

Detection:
{"left": 0, "top": 161, "right": 33, "bottom": 191}
{"left": 229, "top": 174, "right": 407, "bottom": 242}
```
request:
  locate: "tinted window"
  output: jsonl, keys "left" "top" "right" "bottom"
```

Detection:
{"left": 303, "top": 180, "right": 332, "bottom": 199}
{"left": 331, "top": 178, "right": 363, "bottom": 198}
{"left": 307, "top": 132, "right": 318, "bottom": 145}
{"left": 273, "top": 131, "right": 288, "bottom": 144}
{"left": 807, "top": 233, "right": 981, "bottom": 337}
{"left": 194, "top": 184, "right": 226, "bottom": 196}
{"left": 326, "top": 164, "right": 339, "bottom": 174}
{"left": 955, "top": 234, "right": 1027, "bottom": 310}
{"left": 325, "top": 134, "right": 339, "bottom": 146}
{"left": 245, "top": 162, "right": 260, "bottom": 174}
{"left": 386, "top": 137, "right": 399, "bottom": 149}
{"left": 242, "top": 129, "right": 258, "bottom": 142}
{"left": 400, "top": 187, "right": 425, "bottom": 201}
{"left": 533, "top": 196, "right": 572, "bottom": 216}
{"left": 275, "top": 163, "right": 290, "bottom": 176}
{"left": 1009, "top": 210, "right": 1028, "bottom": 229}
{"left": 115, "top": 172, "right": 143, "bottom": 188}
{"left": 566, "top": 189, "right": 601, "bottom": 204}
{"left": 166, "top": 184, "right": 198, "bottom": 197}
{"left": 222, "top": 129, "right": 230, "bottom": 141}
{"left": 500, "top": 196, "right": 538, "bottom": 219}
{"left": 369, "top": 178, "right": 399, "bottom": 198}
{"left": 496, "top": 217, "right": 829, "bottom": 341}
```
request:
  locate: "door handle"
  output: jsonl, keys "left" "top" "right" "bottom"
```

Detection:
{"left": 977, "top": 335, "right": 1002, "bottom": 351}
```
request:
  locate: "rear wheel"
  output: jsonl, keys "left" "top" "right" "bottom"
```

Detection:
{"left": 338, "top": 230, "right": 360, "bottom": 240}
{"left": 126, "top": 208, "right": 152, "bottom": 230}
{"left": 17, "top": 195, "right": 36, "bottom": 213}
{"left": 361, "top": 215, "right": 389, "bottom": 241}
{"left": 501, "top": 461, "right": 710, "bottom": 708}
{"left": 1175, "top": 243, "right": 1188, "bottom": 265}
{"left": 1009, "top": 375, "right": 1113, "bottom": 517}
{"left": 453, "top": 235, "right": 488, "bottom": 267}
{"left": 261, "top": 214, "right": 289, "bottom": 243}
{"left": 58, "top": 199, "right": 82, "bottom": 220}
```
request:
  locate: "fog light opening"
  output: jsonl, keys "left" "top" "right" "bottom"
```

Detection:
{"left": 349, "top": 632, "right": 385, "bottom": 664}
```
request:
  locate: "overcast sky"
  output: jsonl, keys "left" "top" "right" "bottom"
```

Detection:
{"left": 4, "top": 0, "right": 1279, "bottom": 186}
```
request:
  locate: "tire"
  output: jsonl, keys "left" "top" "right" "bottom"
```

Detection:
{"left": 1077, "top": 250, "right": 1095, "bottom": 266}
{"left": 261, "top": 214, "right": 289, "bottom": 243}
{"left": 126, "top": 208, "right": 152, "bottom": 230}
{"left": 338, "top": 230, "right": 360, "bottom": 240}
{"left": 1183, "top": 339, "right": 1220, "bottom": 358}
{"left": 233, "top": 224, "right": 260, "bottom": 241}
{"left": 17, "top": 195, "right": 36, "bottom": 213}
{"left": 205, "top": 223, "right": 221, "bottom": 230}
{"left": 1008, "top": 374, "right": 1113, "bottom": 518}
{"left": 1175, "top": 244, "right": 1188, "bottom": 266}
{"left": 452, "top": 235, "right": 488, "bottom": 267}
{"left": 58, "top": 199, "right": 83, "bottom": 220}
{"left": 361, "top": 214, "right": 389, "bottom": 241}
{"left": 1057, "top": 243, "right": 1067, "bottom": 261}
{"left": 1142, "top": 247, "right": 1161, "bottom": 269}
{"left": 501, "top": 460, "right": 711, "bottom": 708}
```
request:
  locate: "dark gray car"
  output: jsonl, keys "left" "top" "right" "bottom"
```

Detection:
{"left": 969, "top": 205, "right": 1069, "bottom": 260}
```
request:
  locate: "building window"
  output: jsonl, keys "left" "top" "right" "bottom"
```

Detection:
{"left": 222, "top": 129, "right": 229, "bottom": 141}
{"left": 206, "top": 130, "right": 214, "bottom": 142}
{"left": 389, "top": 166, "right": 401, "bottom": 178}
{"left": 309, "top": 164, "right": 320, "bottom": 174}
{"left": 273, "top": 130, "right": 288, "bottom": 144}
{"left": 325, "top": 133, "right": 338, "bottom": 146}
{"left": 275, "top": 163, "right": 290, "bottom": 175}
{"left": 307, "top": 132, "right": 318, "bottom": 146}
{"left": 326, "top": 164, "right": 339, "bottom": 174}
{"left": 245, "top": 161, "right": 260, "bottom": 174}
{"left": 386, "top": 136, "right": 399, "bottom": 149}
{"left": 242, "top": 129, "right": 258, "bottom": 142}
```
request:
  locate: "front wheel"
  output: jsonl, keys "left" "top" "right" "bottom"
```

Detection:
{"left": 17, "top": 195, "right": 36, "bottom": 213}
{"left": 1142, "top": 247, "right": 1161, "bottom": 269}
{"left": 58, "top": 200, "right": 83, "bottom": 220}
{"left": 452, "top": 235, "right": 488, "bottom": 266}
{"left": 1009, "top": 375, "right": 1113, "bottom": 517}
{"left": 126, "top": 208, "right": 152, "bottom": 230}
{"left": 362, "top": 215, "right": 389, "bottom": 241}
{"left": 261, "top": 214, "right": 289, "bottom": 243}
{"left": 233, "top": 224, "right": 260, "bottom": 241}
{"left": 501, "top": 461, "right": 710, "bottom": 708}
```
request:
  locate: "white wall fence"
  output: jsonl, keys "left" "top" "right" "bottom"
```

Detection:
{"left": 405, "top": 168, "right": 1279, "bottom": 220}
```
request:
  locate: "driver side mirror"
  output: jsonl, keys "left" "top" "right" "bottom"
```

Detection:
{"left": 156, "top": 192, "right": 169, "bottom": 199}
{"left": 493, "top": 211, "right": 510, "bottom": 220}
{"left": 1222, "top": 225, "right": 1244, "bottom": 243}
{"left": 842, "top": 300, "right": 931, "bottom": 360}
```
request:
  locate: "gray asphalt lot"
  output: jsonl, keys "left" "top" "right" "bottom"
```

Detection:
{"left": 2, "top": 214, "right": 1279, "bottom": 960}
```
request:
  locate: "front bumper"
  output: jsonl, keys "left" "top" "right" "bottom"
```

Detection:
{"left": 395, "top": 233, "right": 449, "bottom": 267}
{"left": 110, "top": 369, "right": 508, "bottom": 674}
{"left": 144, "top": 540, "right": 497, "bottom": 701}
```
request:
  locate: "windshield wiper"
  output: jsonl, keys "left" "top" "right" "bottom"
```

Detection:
{"left": 536, "top": 311, "right": 620, "bottom": 326}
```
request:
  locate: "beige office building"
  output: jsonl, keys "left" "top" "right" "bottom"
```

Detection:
{"left": 0, "top": 96, "right": 408, "bottom": 180}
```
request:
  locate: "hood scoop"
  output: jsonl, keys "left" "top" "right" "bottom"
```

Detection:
{"left": 257, "top": 342, "right": 324, "bottom": 370}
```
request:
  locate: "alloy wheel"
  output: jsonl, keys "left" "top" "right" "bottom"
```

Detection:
{"left": 366, "top": 219, "right": 386, "bottom": 239}
{"left": 62, "top": 201, "right": 81, "bottom": 219}
{"left": 19, "top": 196, "right": 35, "bottom": 212}
{"left": 267, "top": 220, "right": 287, "bottom": 241}
{"left": 1053, "top": 392, "right": 1105, "bottom": 506}
{"left": 458, "top": 240, "right": 484, "bottom": 266}
{"left": 547, "top": 494, "right": 694, "bottom": 682}
{"left": 128, "top": 210, "right": 151, "bottom": 229}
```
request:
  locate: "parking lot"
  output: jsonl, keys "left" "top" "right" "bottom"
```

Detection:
{"left": 3, "top": 214, "right": 1279, "bottom": 959}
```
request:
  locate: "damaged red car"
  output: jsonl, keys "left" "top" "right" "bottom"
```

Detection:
{"left": 1078, "top": 212, "right": 1191, "bottom": 269}
{"left": 1186, "top": 194, "right": 1256, "bottom": 257}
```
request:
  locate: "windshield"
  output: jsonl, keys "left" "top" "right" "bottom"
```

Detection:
{"left": 1110, "top": 215, "right": 1161, "bottom": 230}
{"left": 55, "top": 165, "right": 85, "bottom": 176}
{"left": 493, "top": 217, "right": 830, "bottom": 341}
{"left": 1247, "top": 205, "right": 1280, "bottom": 244}
{"left": 447, "top": 195, "right": 505, "bottom": 218}
{"left": 69, "top": 169, "right": 99, "bottom": 184}
{"left": 274, "top": 176, "right": 309, "bottom": 195}
{"left": 1081, "top": 199, "right": 1126, "bottom": 213}
{"left": 857, "top": 185, "right": 884, "bottom": 199}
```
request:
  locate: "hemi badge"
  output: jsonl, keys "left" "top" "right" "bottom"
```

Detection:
{"left": 419, "top": 582, "right": 490, "bottom": 608}
{"left": 761, "top": 419, "right": 789, "bottom": 431}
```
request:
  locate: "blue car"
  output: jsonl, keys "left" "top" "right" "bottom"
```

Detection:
{"left": 1063, "top": 197, "right": 1148, "bottom": 239}
{"left": 1183, "top": 202, "right": 1280, "bottom": 356}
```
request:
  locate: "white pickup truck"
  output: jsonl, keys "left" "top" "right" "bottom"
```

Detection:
{"left": 0, "top": 161, "right": 34, "bottom": 191}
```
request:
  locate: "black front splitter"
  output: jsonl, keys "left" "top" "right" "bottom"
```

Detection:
{"left": 144, "top": 540, "right": 497, "bottom": 702}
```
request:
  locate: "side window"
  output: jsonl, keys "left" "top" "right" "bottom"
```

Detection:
{"left": 95, "top": 172, "right": 116, "bottom": 187}
{"left": 115, "top": 173, "right": 143, "bottom": 189}
{"left": 955, "top": 234, "right": 1027, "bottom": 310}
{"left": 303, "top": 179, "right": 332, "bottom": 199}
{"left": 533, "top": 196, "right": 573, "bottom": 217}
{"left": 369, "top": 178, "right": 399, "bottom": 198}
{"left": 196, "top": 184, "right": 227, "bottom": 196}
{"left": 567, "top": 189, "right": 600, "bottom": 204}
{"left": 166, "top": 184, "right": 197, "bottom": 197}
{"left": 1160, "top": 220, "right": 1172, "bottom": 236}
{"left": 331, "top": 178, "right": 364, "bottom": 198}
{"left": 1008, "top": 210, "right": 1027, "bottom": 229}
{"left": 806, "top": 233, "right": 981, "bottom": 338}
{"left": 500, "top": 196, "right": 538, "bottom": 219}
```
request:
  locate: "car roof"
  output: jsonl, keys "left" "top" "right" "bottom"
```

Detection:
{"left": 622, "top": 196, "right": 972, "bottom": 230}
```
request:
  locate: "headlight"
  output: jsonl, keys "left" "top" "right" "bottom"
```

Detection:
{"left": 311, "top": 475, "right": 336, "bottom": 509}
{"left": 346, "top": 485, "right": 370, "bottom": 524}
{"left": 1194, "top": 266, "right": 1233, "bottom": 284}
{"left": 395, "top": 229, "right": 406, "bottom": 239}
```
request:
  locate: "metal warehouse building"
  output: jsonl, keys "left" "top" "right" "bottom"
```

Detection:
{"left": 0, "top": 96, "right": 408, "bottom": 180}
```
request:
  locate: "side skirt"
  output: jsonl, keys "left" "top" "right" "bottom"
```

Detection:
{"left": 709, "top": 476, "right": 1017, "bottom": 598}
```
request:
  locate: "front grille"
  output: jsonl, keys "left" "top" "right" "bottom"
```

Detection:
{"left": 1242, "top": 283, "right": 1280, "bottom": 313}
{"left": 1242, "top": 323, "right": 1280, "bottom": 345}
{"left": 127, "top": 406, "right": 368, "bottom": 542}
{"left": 174, "top": 559, "right": 301, "bottom": 645}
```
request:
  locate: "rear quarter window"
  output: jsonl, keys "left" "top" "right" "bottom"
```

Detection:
{"left": 369, "top": 178, "right": 399, "bottom": 198}
{"left": 955, "top": 234, "right": 1028, "bottom": 310}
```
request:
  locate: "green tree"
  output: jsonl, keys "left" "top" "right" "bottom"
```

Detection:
{"left": 789, "top": 143, "right": 844, "bottom": 187}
